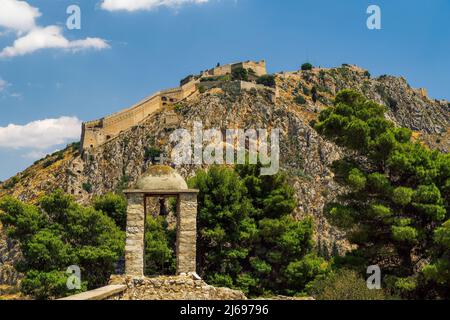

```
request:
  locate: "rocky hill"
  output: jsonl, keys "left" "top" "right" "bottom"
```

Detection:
{"left": 0, "top": 64, "right": 449, "bottom": 286}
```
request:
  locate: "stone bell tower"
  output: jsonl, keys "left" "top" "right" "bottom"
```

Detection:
{"left": 123, "top": 165, "right": 199, "bottom": 276}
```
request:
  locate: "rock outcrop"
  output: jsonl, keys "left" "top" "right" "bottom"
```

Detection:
{"left": 0, "top": 223, "right": 21, "bottom": 286}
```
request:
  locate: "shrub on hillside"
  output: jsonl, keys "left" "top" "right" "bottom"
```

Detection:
{"left": 174, "top": 103, "right": 185, "bottom": 114}
{"left": 294, "top": 95, "right": 307, "bottom": 105}
{"left": 302, "top": 86, "right": 311, "bottom": 96}
{"left": 82, "top": 182, "right": 92, "bottom": 193}
{"left": 308, "top": 269, "right": 390, "bottom": 300}
{"left": 301, "top": 63, "right": 313, "bottom": 71}
{"left": 144, "top": 146, "right": 162, "bottom": 163}
{"left": 256, "top": 75, "right": 276, "bottom": 87}
{"left": 232, "top": 67, "right": 249, "bottom": 81}
{"left": 311, "top": 86, "right": 318, "bottom": 103}
{"left": 198, "top": 85, "right": 207, "bottom": 94}
{"left": 1, "top": 176, "right": 19, "bottom": 190}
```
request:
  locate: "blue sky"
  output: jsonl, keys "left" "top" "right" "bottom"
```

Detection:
{"left": 0, "top": 0, "right": 449, "bottom": 180}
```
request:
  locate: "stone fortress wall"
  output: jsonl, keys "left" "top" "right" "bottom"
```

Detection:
{"left": 81, "top": 60, "right": 267, "bottom": 151}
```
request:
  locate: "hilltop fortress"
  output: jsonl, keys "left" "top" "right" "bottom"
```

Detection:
{"left": 80, "top": 60, "right": 269, "bottom": 151}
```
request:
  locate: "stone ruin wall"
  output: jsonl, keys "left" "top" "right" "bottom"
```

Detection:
{"left": 201, "top": 60, "right": 267, "bottom": 78}
{"left": 81, "top": 81, "right": 197, "bottom": 150}
{"left": 241, "top": 60, "right": 267, "bottom": 77}
{"left": 107, "top": 275, "right": 247, "bottom": 301}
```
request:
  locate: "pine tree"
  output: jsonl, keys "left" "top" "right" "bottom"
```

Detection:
{"left": 315, "top": 89, "right": 450, "bottom": 299}
{"left": 189, "top": 165, "right": 329, "bottom": 296}
{"left": 0, "top": 190, "right": 124, "bottom": 299}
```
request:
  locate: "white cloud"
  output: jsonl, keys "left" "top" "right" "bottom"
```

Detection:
{"left": 0, "top": 0, "right": 40, "bottom": 33}
{"left": 101, "top": 0, "right": 209, "bottom": 12}
{"left": 0, "top": 0, "right": 109, "bottom": 58}
{"left": 0, "top": 26, "right": 109, "bottom": 58}
{"left": 0, "top": 116, "right": 82, "bottom": 149}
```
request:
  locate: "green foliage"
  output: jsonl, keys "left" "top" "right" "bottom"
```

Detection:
{"left": 144, "top": 216, "right": 176, "bottom": 276}
{"left": 327, "top": 204, "right": 356, "bottom": 229}
{"left": 294, "top": 95, "right": 307, "bottom": 105}
{"left": 391, "top": 226, "right": 418, "bottom": 242}
{"left": 422, "top": 220, "right": 450, "bottom": 297}
{"left": 21, "top": 270, "right": 85, "bottom": 300}
{"left": 315, "top": 89, "right": 450, "bottom": 299}
{"left": 308, "top": 269, "right": 390, "bottom": 300}
{"left": 256, "top": 75, "right": 276, "bottom": 87}
{"left": 367, "top": 173, "right": 391, "bottom": 194}
{"left": 174, "top": 103, "right": 184, "bottom": 113}
{"left": 434, "top": 220, "right": 450, "bottom": 248}
{"left": 70, "top": 141, "right": 81, "bottom": 151}
{"left": 301, "top": 85, "right": 311, "bottom": 96}
{"left": 115, "top": 175, "right": 130, "bottom": 193}
{"left": 394, "top": 277, "right": 417, "bottom": 292}
{"left": 0, "top": 197, "right": 45, "bottom": 241}
{"left": 42, "top": 150, "right": 65, "bottom": 168}
{"left": 2, "top": 176, "right": 19, "bottom": 190}
{"left": 231, "top": 67, "right": 249, "bottom": 81}
{"left": 0, "top": 190, "right": 124, "bottom": 299}
{"left": 392, "top": 187, "right": 414, "bottom": 206}
{"left": 93, "top": 193, "right": 127, "bottom": 230}
{"left": 82, "top": 182, "right": 92, "bottom": 193}
{"left": 347, "top": 169, "right": 366, "bottom": 191}
{"left": 301, "top": 63, "right": 313, "bottom": 71}
{"left": 370, "top": 204, "right": 392, "bottom": 219}
{"left": 311, "top": 86, "right": 318, "bottom": 103}
{"left": 285, "top": 254, "right": 330, "bottom": 290}
{"left": 144, "top": 146, "right": 162, "bottom": 163}
{"left": 198, "top": 85, "right": 207, "bottom": 94}
{"left": 200, "top": 74, "right": 232, "bottom": 83}
{"left": 189, "top": 165, "right": 328, "bottom": 297}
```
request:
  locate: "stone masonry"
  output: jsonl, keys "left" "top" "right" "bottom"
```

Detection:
{"left": 108, "top": 275, "right": 247, "bottom": 300}
{"left": 124, "top": 193, "right": 145, "bottom": 276}
{"left": 124, "top": 190, "right": 199, "bottom": 277}
{"left": 176, "top": 193, "right": 198, "bottom": 274}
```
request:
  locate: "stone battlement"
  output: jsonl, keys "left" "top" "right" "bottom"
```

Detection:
{"left": 80, "top": 60, "right": 267, "bottom": 151}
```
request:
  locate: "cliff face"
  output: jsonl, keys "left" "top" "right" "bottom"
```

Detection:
{"left": 0, "top": 65, "right": 449, "bottom": 285}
